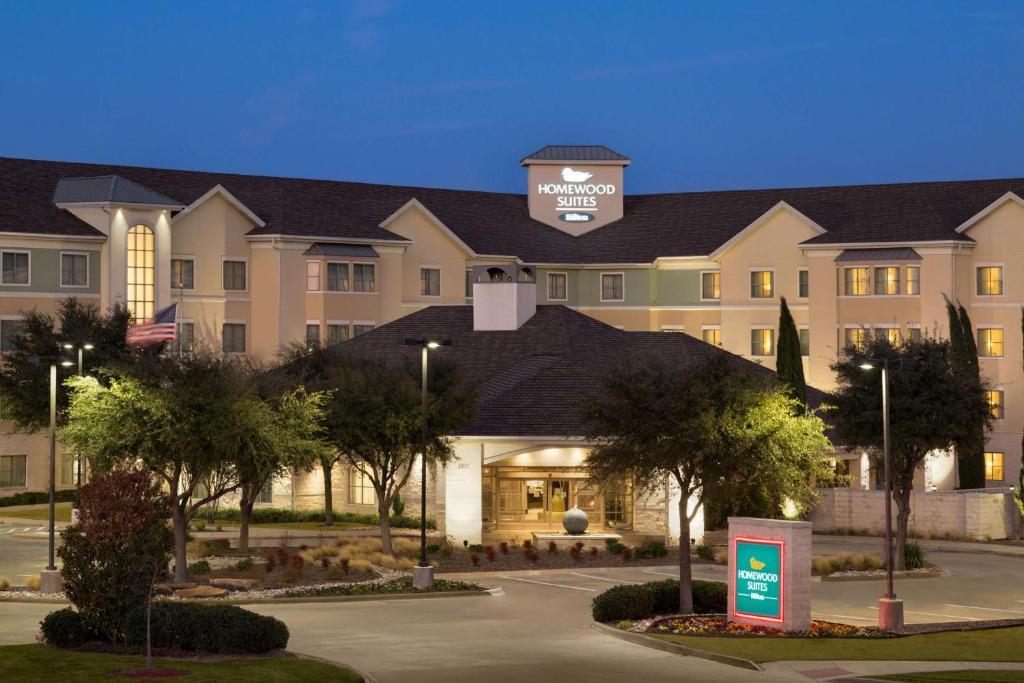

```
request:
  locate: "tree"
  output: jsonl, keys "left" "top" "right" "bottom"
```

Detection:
{"left": 61, "top": 355, "right": 307, "bottom": 582}
{"left": 1018, "top": 307, "right": 1024, "bottom": 532}
{"left": 830, "top": 335, "right": 991, "bottom": 569}
{"left": 580, "top": 354, "right": 831, "bottom": 614}
{"left": 0, "top": 298, "right": 131, "bottom": 433}
{"left": 776, "top": 297, "right": 807, "bottom": 409}
{"left": 946, "top": 297, "right": 986, "bottom": 489}
{"left": 58, "top": 469, "right": 173, "bottom": 643}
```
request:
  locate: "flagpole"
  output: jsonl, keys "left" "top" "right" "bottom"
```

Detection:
{"left": 177, "top": 280, "right": 184, "bottom": 358}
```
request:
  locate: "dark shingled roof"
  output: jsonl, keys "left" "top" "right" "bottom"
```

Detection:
{"left": 1, "top": 156, "right": 1022, "bottom": 261}
{"left": 836, "top": 248, "right": 922, "bottom": 262}
{"left": 521, "top": 145, "right": 631, "bottom": 163}
{"left": 303, "top": 243, "right": 379, "bottom": 258}
{"left": 53, "top": 175, "right": 183, "bottom": 207}
{"left": 335, "top": 304, "right": 828, "bottom": 437}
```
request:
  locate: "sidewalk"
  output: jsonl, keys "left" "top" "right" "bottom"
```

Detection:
{"left": 763, "top": 659, "right": 1024, "bottom": 680}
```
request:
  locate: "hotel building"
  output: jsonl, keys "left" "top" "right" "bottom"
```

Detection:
{"left": 0, "top": 147, "right": 1021, "bottom": 539}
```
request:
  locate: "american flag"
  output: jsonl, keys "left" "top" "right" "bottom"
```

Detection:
{"left": 126, "top": 303, "right": 178, "bottom": 346}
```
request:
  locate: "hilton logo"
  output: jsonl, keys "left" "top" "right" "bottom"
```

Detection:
{"left": 558, "top": 212, "right": 595, "bottom": 223}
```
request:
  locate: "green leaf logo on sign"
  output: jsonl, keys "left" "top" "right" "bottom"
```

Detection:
{"left": 733, "top": 537, "right": 784, "bottom": 623}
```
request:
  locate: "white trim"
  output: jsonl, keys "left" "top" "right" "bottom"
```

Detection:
{"left": 749, "top": 326, "right": 775, "bottom": 357}
{"left": 181, "top": 295, "right": 250, "bottom": 303}
{"left": 699, "top": 270, "right": 721, "bottom": 302}
{"left": 660, "top": 325, "right": 685, "bottom": 332}
{"left": 0, "top": 231, "right": 105, "bottom": 243}
{"left": 955, "top": 192, "right": 1024, "bottom": 234}
{"left": 0, "top": 291, "right": 99, "bottom": 299}
{"left": 221, "top": 319, "right": 247, "bottom": 355}
{"left": 797, "top": 267, "right": 809, "bottom": 299}
{"left": 599, "top": 271, "right": 625, "bottom": 302}
{"left": 710, "top": 201, "right": 826, "bottom": 259}
{"left": 801, "top": 239, "right": 970, "bottom": 250}
{"left": 0, "top": 249, "right": 31, "bottom": 287}
{"left": 221, "top": 257, "right": 248, "bottom": 293}
{"left": 546, "top": 271, "right": 569, "bottom": 301}
{"left": 841, "top": 265, "right": 871, "bottom": 296}
{"left": 975, "top": 263, "right": 1005, "bottom": 297}
{"left": 305, "top": 319, "right": 321, "bottom": 326}
{"left": 58, "top": 251, "right": 90, "bottom": 288}
{"left": 378, "top": 198, "right": 476, "bottom": 256}
{"left": 305, "top": 259, "right": 322, "bottom": 292}
{"left": 419, "top": 265, "right": 442, "bottom": 297}
{"left": 247, "top": 234, "right": 413, "bottom": 247}
{"left": 326, "top": 319, "right": 351, "bottom": 325}
{"left": 172, "top": 184, "right": 266, "bottom": 228}
{"left": 976, "top": 326, "right": 1005, "bottom": 358}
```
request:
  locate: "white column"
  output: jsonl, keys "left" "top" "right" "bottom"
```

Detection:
{"left": 444, "top": 442, "right": 483, "bottom": 544}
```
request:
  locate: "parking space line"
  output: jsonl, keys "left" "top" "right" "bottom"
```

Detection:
{"left": 812, "top": 612, "right": 876, "bottom": 623}
{"left": 642, "top": 569, "right": 678, "bottom": 578}
{"left": 499, "top": 575, "right": 597, "bottom": 592}
{"left": 569, "top": 572, "right": 641, "bottom": 584}
{"left": 869, "top": 606, "right": 980, "bottom": 621}
{"left": 946, "top": 603, "right": 1024, "bottom": 615}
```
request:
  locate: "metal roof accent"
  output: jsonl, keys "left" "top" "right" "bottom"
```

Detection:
{"left": 520, "top": 145, "right": 631, "bottom": 163}
{"left": 53, "top": 175, "right": 183, "bottom": 207}
{"left": 835, "top": 248, "right": 922, "bottom": 262}
{"left": 303, "top": 243, "right": 379, "bottom": 258}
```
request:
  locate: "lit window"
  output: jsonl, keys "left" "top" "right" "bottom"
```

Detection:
{"left": 601, "top": 273, "right": 624, "bottom": 301}
{"left": 977, "top": 267, "right": 1003, "bottom": 296}
{"left": 0, "top": 454, "right": 26, "bottom": 488}
{"left": 327, "top": 324, "right": 350, "bottom": 345}
{"left": 305, "top": 324, "right": 320, "bottom": 347}
{"left": 984, "top": 452, "right": 1005, "bottom": 481}
{"left": 799, "top": 328, "right": 810, "bottom": 356}
{"left": 844, "top": 327, "right": 866, "bottom": 349}
{"left": 701, "top": 272, "right": 721, "bottom": 300}
{"left": 353, "top": 324, "right": 375, "bottom": 337}
{"left": 877, "top": 327, "right": 900, "bottom": 345}
{"left": 353, "top": 264, "right": 375, "bottom": 292}
{"left": 0, "top": 319, "right": 26, "bottom": 353}
{"left": 222, "top": 260, "right": 247, "bottom": 291}
{"left": 978, "top": 328, "right": 1004, "bottom": 357}
{"left": 702, "top": 328, "right": 721, "bottom": 347}
{"left": 798, "top": 269, "right": 809, "bottom": 298}
{"left": 420, "top": 268, "right": 440, "bottom": 296}
{"left": 222, "top": 323, "right": 246, "bottom": 354}
{"left": 986, "top": 390, "right": 1005, "bottom": 419}
{"left": 905, "top": 267, "right": 920, "bottom": 295}
{"left": 61, "top": 253, "right": 88, "bottom": 287}
{"left": 171, "top": 258, "right": 194, "bottom": 290}
{"left": 1, "top": 251, "right": 29, "bottom": 285}
{"left": 348, "top": 467, "right": 376, "bottom": 505}
{"left": 750, "top": 271, "right": 773, "bottom": 298}
{"left": 305, "top": 261, "right": 321, "bottom": 291}
{"left": 326, "top": 263, "right": 349, "bottom": 292}
{"left": 750, "top": 328, "right": 774, "bottom": 356}
{"left": 171, "top": 322, "right": 194, "bottom": 354}
{"left": 874, "top": 267, "right": 900, "bottom": 295}
{"left": 126, "top": 225, "right": 155, "bottom": 323}
{"left": 844, "top": 267, "right": 869, "bottom": 296}
{"left": 548, "top": 272, "right": 567, "bottom": 301}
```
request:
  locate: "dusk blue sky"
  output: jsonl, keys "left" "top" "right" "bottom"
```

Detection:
{"left": 1, "top": 1, "right": 1022, "bottom": 194}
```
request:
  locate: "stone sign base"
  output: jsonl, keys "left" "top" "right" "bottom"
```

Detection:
{"left": 531, "top": 531, "right": 621, "bottom": 550}
{"left": 728, "top": 517, "right": 811, "bottom": 633}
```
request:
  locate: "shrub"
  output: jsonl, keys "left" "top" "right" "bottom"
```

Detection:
{"left": 547, "top": 541, "right": 558, "bottom": 554}
{"left": 694, "top": 544, "right": 717, "bottom": 561}
{"left": 124, "top": 603, "right": 288, "bottom": 654}
{"left": 590, "top": 546, "right": 599, "bottom": 557}
{"left": 904, "top": 541, "right": 927, "bottom": 570}
{"left": 591, "top": 579, "right": 727, "bottom": 622}
{"left": 187, "top": 560, "right": 211, "bottom": 576}
{"left": 25, "top": 576, "right": 41, "bottom": 591}
{"left": 0, "top": 489, "right": 76, "bottom": 508}
{"left": 320, "top": 556, "right": 330, "bottom": 570}
{"left": 57, "top": 470, "right": 173, "bottom": 642}
{"left": 0, "top": 576, "right": 10, "bottom": 590}
{"left": 467, "top": 543, "right": 484, "bottom": 553}
{"left": 606, "top": 541, "right": 626, "bottom": 556}
{"left": 40, "top": 608, "right": 102, "bottom": 648}
{"left": 391, "top": 494, "right": 405, "bottom": 517}
{"left": 499, "top": 542, "right": 509, "bottom": 555}
{"left": 621, "top": 547, "right": 633, "bottom": 561}
{"left": 340, "top": 558, "right": 350, "bottom": 575}
{"left": 484, "top": 546, "right": 496, "bottom": 562}
{"left": 206, "top": 506, "right": 435, "bottom": 530}
{"left": 524, "top": 548, "right": 539, "bottom": 563}
{"left": 635, "top": 540, "right": 668, "bottom": 559}
{"left": 234, "top": 558, "right": 254, "bottom": 571}
{"left": 470, "top": 553, "right": 480, "bottom": 566}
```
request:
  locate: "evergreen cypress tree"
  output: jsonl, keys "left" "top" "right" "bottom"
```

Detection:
{"left": 946, "top": 296, "right": 986, "bottom": 489}
{"left": 775, "top": 297, "right": 806, "bottom": 410}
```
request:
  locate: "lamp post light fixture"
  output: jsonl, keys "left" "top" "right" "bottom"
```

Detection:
{"left": 402, "top": 336, "right": 451, "bottom": 590}
{"left": 859, "top": 357, "right": 904, "bottom": 631}
{"left": 62, "top": 342, "right": 93, "bottom": 486}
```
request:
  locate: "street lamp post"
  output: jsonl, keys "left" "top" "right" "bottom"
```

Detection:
{"left": 63, "top": 343, "right": 93, "bottom": 487}
{"left": 403, "top": 337, "right": 450, "bottom": 590}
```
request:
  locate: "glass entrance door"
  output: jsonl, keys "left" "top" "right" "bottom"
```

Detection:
{"left": 549, "top": 480, "right": 570, "bottom": 525}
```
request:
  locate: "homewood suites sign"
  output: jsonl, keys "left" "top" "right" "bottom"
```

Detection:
{"left": 524, "top": 159, "right": 627, "bottom": 236}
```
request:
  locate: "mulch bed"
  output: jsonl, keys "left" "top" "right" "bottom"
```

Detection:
{"left": 637, "top": 615, "right": 889, "bottom": 639}
{"left": 429, "top": 546, "right": 717, "bottom": 573}
{"left": 204, "top": 563, "right": 378, "bottom": 589}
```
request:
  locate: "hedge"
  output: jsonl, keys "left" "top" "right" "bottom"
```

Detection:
{"left": 41, "top": 604, "right": 289, "bottom": 654}
{"left": 591, "top": 579, "right": 727, "bottom": 622}
{"left": 204, "top": 506, "right": 436, "bottom": 530}
{"left": 0, "top": 490, "right": 76, "bottom": 508}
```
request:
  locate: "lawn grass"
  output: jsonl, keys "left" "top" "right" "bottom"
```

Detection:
{"left": 651, "top": 626, "right": 1024, "bottom": 663}
{"left": 0, "top": 502, "right": 72, "bottom": 522}
{"left": 877, "top": 672, "right": 1024, "bottom": 682}
{"left": 0, "top": 644, "right": 362, "bottom": 682}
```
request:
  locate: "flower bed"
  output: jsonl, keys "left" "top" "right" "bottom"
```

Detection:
{"left": 283, "top": 577, "right": 483, "bottom": 598}
{"left": 631, "top": 615, "right": 891, "bottom": 639}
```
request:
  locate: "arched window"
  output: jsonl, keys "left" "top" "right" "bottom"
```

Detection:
{"left": 126, "top": 224, "right": 155, "bottom": 323}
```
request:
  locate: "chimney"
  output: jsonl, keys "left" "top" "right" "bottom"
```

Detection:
{"left": 471, "top": 264, "right": 537, "bottom": 331}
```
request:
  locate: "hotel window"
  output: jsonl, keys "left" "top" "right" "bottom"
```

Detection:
{"left": 305, "top": 261, "right": 321, "bottom": 291}
{"left": 798, "top": 269, "right": 809, "bottom": 298}
{"left": 702, "top": 327, "right": 721, "bottom": 347}
{"left": 0, "top": 319, "right": 26, "bottom": 353}
{"left": 1, "top": 251, "right": 29, "bottom": 285}
{"left": 172, "top": 322, "right": 194, "bottom": 354}
{"left": 353, "top": 263, "right": 375, "bottom": 292}
{"left": 750, "top": 270, "right": 773, "bottom": 298}
{"left": 874, "top": 267, "right": 900, "bottom": 295}
{"left": 750, "top": 328, "right": 774, "bottom": 356}
{"left": 978, "top": 328, "right": 1004, "bottom": 357}
{"left": 984, "top": 452, "right": 1005, "bottom": 482}
{"left": 222, "top": 260, "right": 247, "bottom": 291}
{"left": 986, "top": 390, "right": 1005, "bottom": 419}
{"left": 222, "top": 323, "right": 246, "bottom": 354}
{"left": 603, "top": 475, "right": 633, "bottom": 527}
{"left": 905, "top": 267, "right": 920, "bottom": 295}
{"left": 977, "top": 266, "right": 1003, "bottom": 296}
{"left": 420, "top": 267, "right": 440, "bottom": 296}
{"left": 353, "top": 324, "right": 375, "bottom": 337}
{"left": 0, "top": 455, "right": 26, "bottom": 488}
{"left": 548, "top": 272, "right": 567, "bottom": 301}
{"left": 844, "top": 327, "right": 866, "bottom": 350}
{"left": 61, "top": 253, "right": 88, "bottom": 287}
{"left": 171, "top": 258, "right": 194, "bottom": 290}
{"left": 255, "top": 480, "right": 273, "bottom": 504}
{"left": 305, "top": 324, "right": 320, "bottom": 347}
{"left": 326, "top": 262, "right": 349, "bottom": 291}
{"left": 799, "top": 328, "right": 810, "bottom": 356}
{"left": 878, "top": 326, "right": 901, "bottom": 345}
{"left": 348, "top": 467, "right": 376, "bottom": 505}
{"left": 601, "top": 273, "right": 624, "bottom": 301}
{"left": 844, "top": 267, "right": 869, "bottom": 296}
{"left": 126, "top": 225, "right": 155, "bottom": 322}
{"left": 907, "top": 325, "right": 922, "bottom": 342}
{"left": 327, "top": 324, "right": 350, "bottom": 345}
{"left": 701, "top": 272, "right": 720, "bottom": 300}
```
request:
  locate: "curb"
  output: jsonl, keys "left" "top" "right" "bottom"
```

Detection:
{"left": 290, "top": 651, "right": 379, "bottom": 683}
{"left": 590, "top": 621, "right": 762, "bottom": 672}
{"left": 0, "top": 588, "right": 496, "bottom": 606}
{"left": 821, "top": 568, "right": 947, "bottom": 582}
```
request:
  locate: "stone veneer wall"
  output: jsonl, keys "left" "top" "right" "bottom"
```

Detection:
{"left": 808, "top": 487, "right": 1022, "bottom": 540}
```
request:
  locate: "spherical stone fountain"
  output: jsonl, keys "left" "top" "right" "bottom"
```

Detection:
{"left": 562, "top": 506, "right": 589, "bottom": 535}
